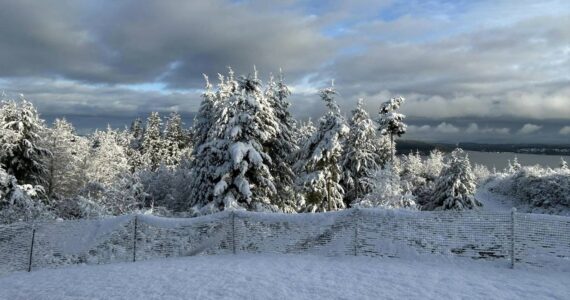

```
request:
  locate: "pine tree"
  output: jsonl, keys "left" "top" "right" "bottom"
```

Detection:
{"left": 296, "top": 119, "right": 316, "bottom": 146}
{"left": 341, "top": 99, "right": 383, "bottom": 205}
{"left": 163, "top": 112, "right": 184, "bottom": 167}
{"left": 560, "top": 157, "right": 568, "bottom": 171}
{"left": 423, "top": 149, "right": 445, "bottom": 182}
{"left": 377, "top": 97, "right": 407, "bottom": 162}
{"left": 191, "top": 75, "right": 217, "bottom": 153}
{"left": 295, "top": 84, "right": 349, "bottom": 212}
{"left": 425, "top": 148, "right": 481, "bottom": 210}
{"left": 43, "top": 118, "right": 89, "bottom": 199}
{"left": 264, "top": 72, "right": 299, "bottom": 212}
{"left": 210, "top": 69, "right": 279, "bottom": 212}
{"left": 129, "top": 118, "right": 144, "bottom": 150}
{"left": 141, "top": 112, "right": 164, "bottom": 170}
{"left": 188, "top": 71, "right": 238, "bottom": 211}
{"left": 352, "top": 163, "right": 417, "bottom": 209}
{"left": 0, "top": 98, "right": 50, "bottom": 186}
{"left": 86, "top": 127, "right": 130, "bottom": 188}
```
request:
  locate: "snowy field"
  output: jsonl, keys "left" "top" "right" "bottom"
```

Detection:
{"left": 1, "top": 255, "right": 568, "bottom": 300}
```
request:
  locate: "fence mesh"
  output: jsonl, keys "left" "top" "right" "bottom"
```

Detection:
{"left": 1, "top": 208, "right": 569, "bottom": 276}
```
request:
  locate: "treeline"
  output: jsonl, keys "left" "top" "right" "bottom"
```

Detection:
{"left": 1, "top": 68, "right": 488, "bottom": 223}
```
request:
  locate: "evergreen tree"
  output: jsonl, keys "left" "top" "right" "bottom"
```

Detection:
{"left": 561, "top": 157, "right": 568, "bottom": 171}
{"left": 86, "top": 127, "right": 130, "bottom": 188}
{"left": 264, "top": 72, "right": 299, "bottom": 212}
{"left": 425, "top": 149, "right": 481, "bottom": 210}
{"left": 191, "top": 75, "right": 217, "bottom": 153}
{"left": 188, "top": 71, "right": 238, "bottom": 211}
{"left": 295, "top": 84, "right": 349, "bottom": 212}
{"left": 352, "top": 163, "right": 417, "bottom": 209}
{"left": 341, "top": 99, "right": 383, "bottom": 205}
{"left": 210, "top": 69, "right": 279, "bottom": 212}
{"left": 43, "top": 118, "right": 89, "bottom": 199}
{"left": 141, "top": 112, "right": 164, "bottom": 170}
{"left": 296, "top": 119, "right": 316, "bottom": 146}
{"left": 377, "top": 97, "right": 407, "bottom": 162}
{"left": 129, "top": 118, "right": 144, "bottom": 150}
{"left": 423, "top": 149, "right": 445, "bottom": 182}
{"left": 0, "top": 98, "right": 50, "bottom": 186}
{"left": 163, "top": 112, "right": 184, "bottom": 167}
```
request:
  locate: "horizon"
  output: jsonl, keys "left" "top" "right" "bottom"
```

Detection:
{"left": 1, "top": 0, "right": 569, "bottom": 143}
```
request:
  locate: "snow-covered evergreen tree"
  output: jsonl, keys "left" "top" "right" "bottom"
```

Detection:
{"left": 423, "top": 149, "right": 445, "bottom": 182}
{"left": 0, "top": 98, "right": 50, "bottom": 186}
{"left": 141, "top": 112, "right": 164, "bottom": 171}
{"left": 86, "top": 127, "right": 130, "bottom": 188}
{"left": 295, "top": 84, "right": 349, "bottom": 212}
{"left": 352, "top": 163, "right": 417, "bottom": 209}
{"left": 210, "top": 69, "right": 279, "bottom": 212}
{"left": 512, "top": 156, "right": 522, "bottom": 172}
{"left": 400, "top": 151, "right": 426, "bottom": 192}
{"left": 0, "top": 165, "right": 52, "bottom": 224}
{"left": 425, "top": 149, "right": 481, "bottom": 210}
{"left": 377, "top": 97, "right": 406, "bottom": 162}
{"left": 43, "top": 118, "right": 89, "bottom": 199}
{"left": 341, "top": 99, "right": 383, "bottom": 205}
{"left": 264, "top": 72, "right": 298, "bottom": 212}
{"left": 296, "top": 119, "right": 316, "bottom": 146}
{"left": 188, "top": 71, "right": 238, "bottom": 211}
{"left": 561, "top": 157, "right": 568, "bottom": 171}
{"left": 191, "top": 75, "right": 218, "bottom": 153}
{"left": 162, "top": 112, "right": 185, "bottom": 167}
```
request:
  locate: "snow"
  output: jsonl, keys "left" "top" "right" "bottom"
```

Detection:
{"left": 1, "top": 254, "right": 568, "bottom": 300}
{"left": 475, "top": 180, "right": 514, "bottom": 212}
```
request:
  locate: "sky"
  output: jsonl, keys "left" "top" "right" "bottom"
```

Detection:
{"left": 0, "top": 0, "right": 568, "bottom": 143}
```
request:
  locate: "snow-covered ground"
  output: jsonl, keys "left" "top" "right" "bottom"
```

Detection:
{"left": 1, "top": 255, "right": 568, "bottom": 300}
{"left": 475, "top": 180, "right": 514, "bottom": 212}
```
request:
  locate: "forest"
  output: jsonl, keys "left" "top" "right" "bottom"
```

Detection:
{"left": 1, "top": 68, "right": 569, "bottom": 224}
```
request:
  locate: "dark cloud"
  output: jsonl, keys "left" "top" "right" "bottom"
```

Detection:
{"left": 0, "top": 0, "right": 568, "bottom": 143}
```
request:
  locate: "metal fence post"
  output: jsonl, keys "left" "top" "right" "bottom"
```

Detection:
{"left": 27, "top": 227, "right": 36, "bottom": 272}
{"left": 510, "top": 208, "right": 516, "bottom": 269}
{"left": 133, "top": 215, "right": 138, "bottom": 262}
{"left": 353, "top": 208, "right": 359, "bottom": 256}
{"left": 231, "top": 211, "right": 236, "bottom": 255}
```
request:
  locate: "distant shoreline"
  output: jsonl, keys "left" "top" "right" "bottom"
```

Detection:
{"left": 397, "top": 140, "right": 570, "bottom": 156}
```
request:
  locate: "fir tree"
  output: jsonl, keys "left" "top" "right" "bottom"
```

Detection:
{"left": 425, "top": 149, "right": 482, "bottom": 210}
{"left": 43, "top": 118, "right": 89, "bottom": 199}
{"left": 210, "top": 69, "right": 279, "bottom": 212}
{"left": 264, "top": 72, "right": 299, "bottom": 212}
{"left": 0, "top": 98, "right": 50, "bottom": 186}
{"left": 341, "top": 99, "right": 383, "bottom": 205}
{"left": 163, "top": 112, "right": 184, "bottom": 167}
{"left": 295, "top": 83, "right": 349, "bottom": 212}
{"left": 352, "top": 163, "right": 417, "bottom": 209}
{"left": 86, "top": 127, "right": 130, "bottom": 188}
{"left": 377, "top": 97, "right": 406, "bottom": 162}
{"left": 141, "top": 112, "right": 164, "bottom": 170}
{"left": 560, "top": 157, "right": 568, "bottom": 171}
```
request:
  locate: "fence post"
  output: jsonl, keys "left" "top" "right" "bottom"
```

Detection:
{"left": 27, "top": 227, "right": 36, "bottom": 272}
{"left": 133, "top": 215, "right": 138, "bottom": 263}
{"left": 510, "top": 208, "right": 516, "bottom": 269}
{"left": 353, "top": 208, "right": 359, "bottom": 256}
{"left": 231, "top": 211, "right": 236, "bottom": 255}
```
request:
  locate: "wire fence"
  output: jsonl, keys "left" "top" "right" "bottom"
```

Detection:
{"left": 1, "top": 208, "right": 569, "bottom": 276}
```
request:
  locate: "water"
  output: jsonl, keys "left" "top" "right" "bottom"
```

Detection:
{"left": 464, "top": 151, "right": 570, "bottom": 170}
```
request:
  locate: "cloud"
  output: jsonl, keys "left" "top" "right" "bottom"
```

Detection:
{"left": 0, "top": 0, "right": 568, "bottom": 144}
{"left": 465, "top": 123, "right": 510, "bottom": 135}
{"left": 407, "top": 124, "right": 432, "bottom": 133}
{"left": 435, "top": 122, "right": 460, "bottom": 133}
{"left": 560, "top": 126, "right": 570, "bottom": 135}
{"left": 518, "top": 123, "right": 542, "bottom": 134}
{"left": 0, "top": 0, "right": 334, "bottom": 87}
